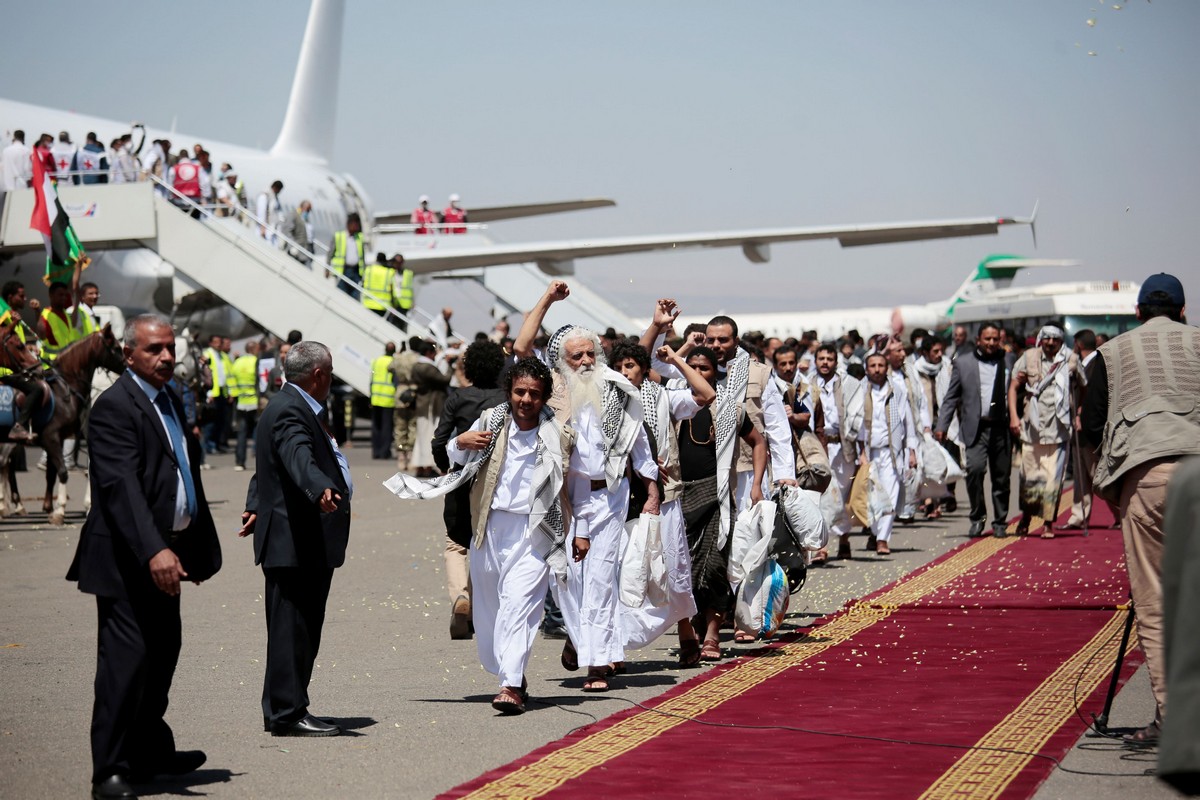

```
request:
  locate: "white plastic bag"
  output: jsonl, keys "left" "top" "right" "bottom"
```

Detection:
{"left": 777, "top": 484, "right": 829, "bottom": 551}
{"left": 620, "top": 514, "right": 668, "bottom": 609}
{"left": 728, "top": 501, "right": 788, "bottom": 638}
{"left": 819, "top": 471, "right": 844, "bottom": 530}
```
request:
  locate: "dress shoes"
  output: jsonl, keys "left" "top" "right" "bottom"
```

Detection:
{"left": 92, "top": 774, "right": 137, "bottom": 799}
{"left": 450, "top": 594, "right": 472, "bottom": 640}
{"left": 129, "top": 750, "right": 206, "bottom": 781}
{"left": 967, "top": 520, "right": 986, "bottom": 538}
{"left": 270, "top": 713, "right": 340, "bottom": 737}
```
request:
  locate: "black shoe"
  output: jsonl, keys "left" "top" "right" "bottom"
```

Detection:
{"left": 992, "top": 521, "right": 1008, "bottom": 538}
{"left": 92, "top": 775, "right": 137, "bottom": 799}
{"left": 129, "top": 750, "right": 206, "bottom": 780}
{"left": 967, "top": 520, "right": 986, "bottom": 538}
{"left": 941, "top": 498, "right": 958, "bottom": 513}
{"left": 541, "top": 624, "right": 569, "bottom": 640}
{"left": 864, "top": 532, "right": 877, "bottom": 551}
{"left": 270, "top": 713, "right": 340, "bottom": 737}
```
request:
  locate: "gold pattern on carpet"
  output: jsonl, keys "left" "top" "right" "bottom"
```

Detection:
{"left": 460, "top": 537, "right": 1018, "bottom": 800}
{"left": 918, "top": 610, "right": 1133, "bottom": 800}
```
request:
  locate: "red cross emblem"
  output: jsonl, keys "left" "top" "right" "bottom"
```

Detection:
{"left": 57, "top": 158, "right": 69, "bottom": 170}
{"left": 83, "top": 158, "right": 95, "bottom": 169}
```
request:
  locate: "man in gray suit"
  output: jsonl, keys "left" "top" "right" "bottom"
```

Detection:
{"left": 935, "top": 322, "right": 1016, "bottom": 538}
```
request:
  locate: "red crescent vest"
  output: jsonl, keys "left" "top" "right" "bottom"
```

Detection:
{"left": 442, "top": 206, "right": 466, "bottom": 234}
{"left": 173, "top": 161, "right": 201, "bottom": 198}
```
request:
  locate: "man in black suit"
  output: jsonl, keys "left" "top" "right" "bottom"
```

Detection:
{"left": 935, "top": 321, "right": 1017, "bottom": 538}
{"left": 239, "top": 341, "right": 351, "bottom": 737}
{"left": 67, "top": 314, "right": 221, "bottom": 800}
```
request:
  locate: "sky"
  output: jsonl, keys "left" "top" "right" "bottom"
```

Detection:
{"left": 2, "top": 1, "right": 1198, "bottom": 331}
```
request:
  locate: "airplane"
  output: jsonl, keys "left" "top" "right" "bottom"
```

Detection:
{"left": 664, "top": 255, "right": 1084, "bottom": 342}
{"left": 0, "top": 0, "right": 1036, "bottom": 342}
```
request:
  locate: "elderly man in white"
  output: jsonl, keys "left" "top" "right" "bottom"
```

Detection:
{"left": 515, "top": 281, "right": 660, "bottom": 692}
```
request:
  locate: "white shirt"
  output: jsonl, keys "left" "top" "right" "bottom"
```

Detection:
{"left": 864, "top": 382, "right": 893, "bottom": 450}
{"left": 447, "top": 418, "right": 539, "bottom": 514}
{"left": 2, "top": 141, "right": 32, "bottom": 191}
{"left": 818, "top": 373, "right": 841, "bottom": 436}
{"left": 569, "top": 403, "right": 657, "bottom": 482}
{"left": 128, "top": 372, "right": 192, "bottom": 531}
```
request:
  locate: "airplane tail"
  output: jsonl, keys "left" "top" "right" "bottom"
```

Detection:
{"left": 270, "top": 0, "right": 343, "bottom": 163}
{"left": 944, "top": 254, "right": 1081, "bottom": 310}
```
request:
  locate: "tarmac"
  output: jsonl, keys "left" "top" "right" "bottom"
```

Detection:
{"left": 0, "top": 435, "right": 1179, "bottom": 799}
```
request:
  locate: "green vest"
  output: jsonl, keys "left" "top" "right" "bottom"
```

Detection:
{"left": 231, "top": 354, "right": 259, "bottom": 410}
{"left": 361, "top": 263, "right": 396, "bottom": 311}
{"left": 40, "top": 308, "right": 80, "bottom": 361}
{"left": 397, "top": 268, "right": 414, "bottom": 310}
{"left": 370, "top": 354, "right": 397, "bottom": 408}
{"left": 331, "top": 230, "right": 365, "bottom": 273}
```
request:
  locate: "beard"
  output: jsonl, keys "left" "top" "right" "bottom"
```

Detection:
{"left": 562, "top": 365, "right": 605, "bottom": 420}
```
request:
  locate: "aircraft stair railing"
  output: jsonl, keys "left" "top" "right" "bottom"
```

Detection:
{"left": 143, "top": 176, "right": 433, "bottom": 395}
{"left": 146, "top": 175, "right": 437, "bottom": 334}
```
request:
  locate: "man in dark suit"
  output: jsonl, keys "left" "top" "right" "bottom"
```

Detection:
{"left": 935, "top": 321, "right": 1016, "bottom": 538}
{"left": 67, "top": 314, "right": 221, "bottom": 800}
{"left": 239, "top": 341, "right": 351, "bottom": 737}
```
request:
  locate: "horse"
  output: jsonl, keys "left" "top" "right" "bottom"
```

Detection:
{"left": 37, "top": 325, "right": 125, "bottom": 525}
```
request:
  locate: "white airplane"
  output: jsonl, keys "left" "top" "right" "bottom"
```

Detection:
{"left": 0, "top": 0, "right": 1035, "bottom": 337}
{"left": 665, "top": 255, "right": 1082, "bottom": 342}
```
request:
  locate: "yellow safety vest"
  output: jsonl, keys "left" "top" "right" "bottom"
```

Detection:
{"left": 40, "top": 308, "right": 80, "bottom": 361}
{"left": 73, "top": 305, "right": 100, "bottom": 337}
{"left": 231, "top": 354, "right": 259, "bottom": 410}
{"left": 330, "top": 230, "right": 365, "bottom": 274}
{"left": 0, "top": 323, "right": 25, "bottom": 378}
{"left": 204, "top": 347, "right": 234, "bottom": 398}
{"left": 361, "top": 263, "right": 396, "bottom": 311}
{"left": 397, "top": 268, "right": 414, "bottom": 310}
{"left": 370, "top": 354, "right": 396, "bottom": 408}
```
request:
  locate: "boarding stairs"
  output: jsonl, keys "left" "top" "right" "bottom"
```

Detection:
{"left": 0, "top": 180, "right": 436, "bottom": 396}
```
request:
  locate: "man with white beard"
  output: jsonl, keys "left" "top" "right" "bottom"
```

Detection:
{"left": 515, "top": 281, "right": 660, "bottom": 692}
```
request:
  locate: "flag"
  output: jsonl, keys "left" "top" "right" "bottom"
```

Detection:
{"left": 0, "top": 297, "right": 11, "bottom": 327}
{"left": 30, "top": 149, "right": 90, "bottom": 286}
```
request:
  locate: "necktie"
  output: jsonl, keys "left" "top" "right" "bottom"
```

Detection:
{"left": 155, "top": 391, "right": 199, "bottom": 518}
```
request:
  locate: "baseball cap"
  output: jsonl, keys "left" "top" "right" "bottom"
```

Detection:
{"left": 1138, "top": 273, "right": 1185, "bottom": 305}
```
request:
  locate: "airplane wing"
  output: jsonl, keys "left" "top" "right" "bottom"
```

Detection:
{"left": 399, "top": 211, "right": 1034, "bottom": 275}
{"left": 374, "top": 198, "right": 616, "bottom": 226}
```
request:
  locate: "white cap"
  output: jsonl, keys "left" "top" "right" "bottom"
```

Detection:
{"left": 418, "top": 194, "right": 430, "bottom": 203}
{"left": 448, "top": 193, "right": 460, "bottom": 202}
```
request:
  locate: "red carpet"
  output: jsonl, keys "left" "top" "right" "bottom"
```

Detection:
{"left": 442, "top": 500, "right": 1142, "bottom": 800}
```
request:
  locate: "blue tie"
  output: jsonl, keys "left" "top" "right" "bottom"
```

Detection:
{"left": 155, "top": 391, "right": 198, "bottom": 518}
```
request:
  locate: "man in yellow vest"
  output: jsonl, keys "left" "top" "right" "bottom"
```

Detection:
{"left": 328, "top": 213, "right": 366, "bottom": 300}
{"left": 370, "top": 342, "right": 397, "bottom": 460}
{"left": 231, "top": 340, "right": 260, "bottom": 471}
{"left": 203, "top": 334, "right": 234, "bottom": 454}
{"left": 1, "top": 280, "right": 44, "bottom": 443}
{"left": 38, "top": 280, "right": 82, "bottom": 362}
{"left": 361, "top": 252, "right": 397, "bottom": 321}
{"left": 392, "top": 254, "right": 415, "bottom": 332}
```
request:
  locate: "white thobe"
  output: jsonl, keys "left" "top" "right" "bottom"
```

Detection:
{"left": 818, "top": 374, "right": 857, "bottom": 536}
{"left": 449, "top": 420, "right": 550, "bottom": 689}
{"left": 553, "top": 403, "right": 657, "bottom": 669}
{"left": 859, "top": 382, "right": 915, "bottom": 542}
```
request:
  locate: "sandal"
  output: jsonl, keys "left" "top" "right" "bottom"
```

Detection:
{"left": 491, "top": 686, "right": 526, "bottom": 715}
{"left": 809, "top": 548, "right": 828, "bottom": 566}
{"left": 1123, "top": 721, "right": 1160, "bottom": 746}
{"left": 561, "top": 640, "right": 579, "bottom": 672}
{"left": 582, "top": 668, "right": 610, "bottom": 692}
{"left": 700, "top": 638, "right": 722, "bottom": 661}
{"left": 734, "top": 630, "right": 756, "bottom": 644}
{"left": 1040, "top": 531, "right": 1055, "bottom": 539}
{"left": 609, "top": 662, "right": 626, "bottom": 676}
{"left": 876, "top": 541, "right": 891, "bottom": 556}
{"left": 678, "top": 638, "right": 701, "bottom": 667}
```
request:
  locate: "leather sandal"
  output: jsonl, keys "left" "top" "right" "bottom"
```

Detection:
{"left": 1123, "top": 721, "right": 1160, "bottom": 746}
{"left": 876, "top": 541, "right": 891, "bottom": 556}
{"left": 491, "top": 686, "right": 526, "bottom": 715}
{"left": 700, "top": 638, "right": 722, "bottom": 661}
{"left": 561, "top": 640, "right": 579, "bottom": 672}
{"left": 582, "top": 668, "right": 610, "bottom": 692}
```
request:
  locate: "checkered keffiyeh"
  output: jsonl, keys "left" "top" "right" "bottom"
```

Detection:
{"left": 714, "top": 350, "right": 750, "bottom": 548}
{"left": 383, "top": 404, "right": 569, "bottom": 578}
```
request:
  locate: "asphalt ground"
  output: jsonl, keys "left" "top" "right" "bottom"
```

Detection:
{"left": 0, "top": 435, "right": 1178, "bottom": 799}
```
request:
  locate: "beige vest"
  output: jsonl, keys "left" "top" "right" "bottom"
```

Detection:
{"left": 735, "top": 360, "right": 771, "bottom": 474}
{"left": 1094, "top": 317, "right": 1200, "bottom": 495}
{"left": 469, "top": 411, "right": 575, "bottom": 547}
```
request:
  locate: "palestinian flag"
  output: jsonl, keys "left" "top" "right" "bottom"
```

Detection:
{"left": 29, "top": 149, "right": 90, "bottom": 286}
{"left": 0, "top": 297, "right": 11, "bottom": 327}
